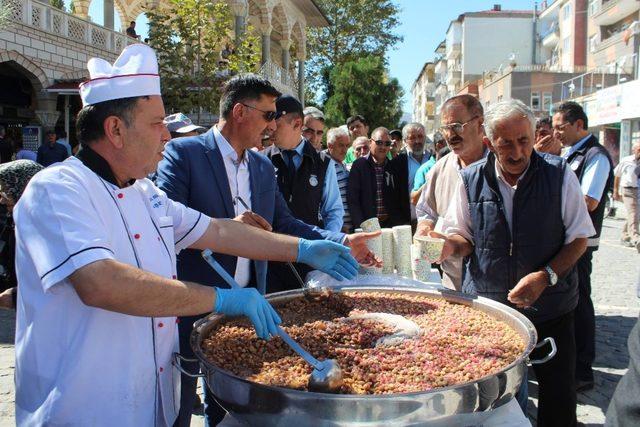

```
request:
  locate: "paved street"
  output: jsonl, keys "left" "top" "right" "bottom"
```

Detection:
{"left": 0, "top": 213, "right": 637, "bottom": 426}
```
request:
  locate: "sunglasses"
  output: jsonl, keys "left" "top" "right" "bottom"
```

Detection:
{"left": 374, "top": 140, "right": 392, "bottom": 147}
{"left": 240, "top": 103, "right": 277, "bottom": 122}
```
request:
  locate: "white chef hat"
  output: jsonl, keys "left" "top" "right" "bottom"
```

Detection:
{"left": 79, "top": 44, "right": 161, "bottom": 107}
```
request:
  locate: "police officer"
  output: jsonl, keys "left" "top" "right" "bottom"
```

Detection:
{"left": 263, "top": 95, "right": 345, "bottom": 292}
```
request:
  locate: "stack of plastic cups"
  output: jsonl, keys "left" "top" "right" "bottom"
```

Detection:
{"left": 360, "top": 218, "right": 383, "bottom": 275}
{"left": 411, "top": 243, "right": 432, "bottom": 282}
{"left": 392, "top": 225, "right": 413, "bottom": 277}
{"left": 380, "top": 229, "right": 394, "bottom": 274}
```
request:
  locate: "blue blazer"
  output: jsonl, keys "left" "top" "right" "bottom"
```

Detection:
{"left": 155, "top": 127, "right": 343, "bottom": 294}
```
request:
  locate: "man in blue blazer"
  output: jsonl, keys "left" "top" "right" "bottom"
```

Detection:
{"left": 156, "top": 74, "right": 377, "bottom": 427}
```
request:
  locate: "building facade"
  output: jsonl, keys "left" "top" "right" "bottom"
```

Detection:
{"left": 411, "top": 62, "right": 436, "bottom": 133}
{"left": 0, "top": 0, "right": 326, "bottom": 149}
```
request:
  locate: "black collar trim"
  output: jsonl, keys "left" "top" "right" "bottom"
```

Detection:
{"left": 75, "top": 145, "right": 135, "bottom": 188}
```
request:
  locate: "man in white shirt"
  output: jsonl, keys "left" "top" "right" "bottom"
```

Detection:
{"left": 437, "top": 100, "right": 594, "bottom": 426}
{"left": 14, "top": 44, "right": 359, "bottom": 427}
{"left": 414, "top": 94, "right": 487, "bottom": 290}
{"left": 614, "top": 142, "right": 640, "bottom": 246}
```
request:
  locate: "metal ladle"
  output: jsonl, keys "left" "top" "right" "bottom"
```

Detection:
{"left": 201, "top": 249, "right": 343, "bottom": 393}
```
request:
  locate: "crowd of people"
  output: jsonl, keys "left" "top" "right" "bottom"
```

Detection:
{"left": 0, "top": 43, "right": 639, "bottom": 427}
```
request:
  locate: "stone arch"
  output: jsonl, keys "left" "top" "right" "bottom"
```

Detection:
{"left": 247, "top": 0, "right": 271, "bottom": 32}
{"left": 60, "top": 69, "right": 90, "bottom": 81}
{"left": 290, "top": 20, "right": 305, "bottom": 59}
{"left": 270, "top": 1, "right": 291, "bottom": 42}
{"left": 0, "top": 50, "right": 48, "bottom": 90}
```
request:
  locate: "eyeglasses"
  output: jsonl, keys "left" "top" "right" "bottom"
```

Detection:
{"left": 374, "top": 140, "right": 392, "bottom": 147}
{"left": 355, "top": 146, "right": 369, "bottom": 152}
{"left": 439, "top": 116, "right": 480, "bottom": 135}
{"left": 302, "top": 127, "right": 324, "bottom": 136}
{"left": 240, "top": 103, "right": 277, "bottom": 122}
{"left": 552, "top": 122, "right": 572, "bottom": 132}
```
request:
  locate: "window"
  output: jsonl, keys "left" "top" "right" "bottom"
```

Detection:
{"left": 562, "top": 3, "right": 572, "bottom": 21}
{"left": 588, "top": 0, "right": 598, "bottom": 16}
{"left": 543, "top": 92, "right": 552, "bottom": 112}
{"left": 563, "top": 36, "right": 571, "bottom": 55}
{"left": 531, "top": 92, "right": 541, "bottom": 110}
{"left": 589, "top": 35, "right": 598, "bottom": 53}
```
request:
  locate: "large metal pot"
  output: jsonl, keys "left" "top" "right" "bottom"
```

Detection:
{"left": 177, "top": 284, "right": 555, "bottom": 426}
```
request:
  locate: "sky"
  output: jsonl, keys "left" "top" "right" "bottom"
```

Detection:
{"left": 387, "top": 0, "right": 537, "bottom": 115}
{"left": 65, "top": 0, "right": 538, "bottom": 115}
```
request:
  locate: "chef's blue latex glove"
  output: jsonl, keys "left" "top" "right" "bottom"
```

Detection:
{"left": 214, "top": 288, "right": 281, "bottom": 339}
{"left": 297, "top": 239, "right": 359, "bottom": 281}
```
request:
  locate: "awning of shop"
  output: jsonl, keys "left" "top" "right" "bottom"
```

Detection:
{"left": 45, "top": 82, "right": 81, "bottom": 95}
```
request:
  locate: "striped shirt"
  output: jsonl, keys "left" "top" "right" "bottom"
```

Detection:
{"left": 334, "top": 160, "right": 352, "bottom": 230}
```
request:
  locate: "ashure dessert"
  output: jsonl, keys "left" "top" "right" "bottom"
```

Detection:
{"left": 202, "top": 291, "right": 525, "bottom": 394}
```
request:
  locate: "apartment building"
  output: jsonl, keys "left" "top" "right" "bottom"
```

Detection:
{"left": 428, "top": 5, "right": 537, "bottom": 118}
{"left": 411, "top": 62, "right": 436, "bottom": 133}
{"left": 564, "top": 0, "right": 640, "bottom": 162}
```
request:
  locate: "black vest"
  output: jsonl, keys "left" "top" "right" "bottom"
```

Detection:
{"left": 460, "top": 151, "right": 578, "bottom": 324}
{"left": 565, "top": 135, "right": 614, "bottom": 247}
{"left": 264, "top": 139, "right": 330, "bottom": 227}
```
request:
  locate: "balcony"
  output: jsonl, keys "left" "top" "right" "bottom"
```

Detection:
{"left": 595, "top": 29, "right": 627, "bottom": 52}
{"left": 592, "top": 0, "right": 640, "bottom": 26}
{"left": 446, "top": 43, "right": 461, "bottom": 60}
{"left": 560, "top": 53, "right": 638, "bottom": 101}
{"left": 434, "top": 59, "right": 447, "bottom": 75}
{"left": 541, "top": 22, "right": 560, "bottom": 47}
{"left": 8, "top": 0, "right": 136, "bottom": 54}
{"left": 446, "top": 67, "right": 461, "bottom": 86}
{"left": 259, "top": 60, "right": 297, "bottom": 96}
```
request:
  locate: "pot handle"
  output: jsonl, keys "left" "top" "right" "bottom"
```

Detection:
{"left": 528, "top": 337, "right": 557, "bottom": 365}
{"left": 173, "top": 352, "right": 205, "bottom": 378}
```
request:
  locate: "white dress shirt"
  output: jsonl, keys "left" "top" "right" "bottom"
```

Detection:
{"left": 614, "top": 154, "right": 639, "bottom": 189}
{"left": 214, "top": 126, "right": 252, "bottom": 287}
{"left": 442, "top": 159, "right": 595, "bottom": 245}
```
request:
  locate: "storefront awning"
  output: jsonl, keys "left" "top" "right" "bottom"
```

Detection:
{"left": 45, "top": 82, "right": 81, "bottom": 95}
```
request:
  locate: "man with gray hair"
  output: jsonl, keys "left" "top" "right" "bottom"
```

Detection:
{"left": 437, "top": 99, "right": 595, "bottom": 426}
{"left": 302, "top": 106, "right": 325, "bottom": 152}
{"left": 389, "top": 122, "right": 434, "bottom": 227}
{"left": 324, "top": 126, "right": 353, "bottom": 232}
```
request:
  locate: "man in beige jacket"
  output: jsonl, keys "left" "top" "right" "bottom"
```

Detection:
{"left": 414, "top": 94, "right": 487, "bottom": 290}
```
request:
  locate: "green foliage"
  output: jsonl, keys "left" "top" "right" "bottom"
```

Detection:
{"left": 50, "top": 0, "right": 65, "bottom": 11}
{"left": 146, "top": 0, "right": 260, "bottom": 120}
{"left": 323, "top": 56, "right": 403, "bottom": 129}
{"left": 306, "top": 0, "right": 402, "bottom": 100}
{"left": 0, "top": 0, "right": 16, "bottom": 29}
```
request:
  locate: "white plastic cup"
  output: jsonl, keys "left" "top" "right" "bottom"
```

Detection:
{"left": 392, "top": 225, "right": 413, "bottom": 277}
{"left": 414, "top": 236, "right": 445, "bottom": 263}
{"left": 360, "top": 217, "right": 381, "bottom": 232}
{"left": 380, "top": 228, "right": 394, "bottom": 274}
{"left": 411, "top": 244, "right": 432, "bottom": 282}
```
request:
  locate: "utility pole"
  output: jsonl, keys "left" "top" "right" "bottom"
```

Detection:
{"left": 532, "top": 1, "right": 538, "bottom": 64}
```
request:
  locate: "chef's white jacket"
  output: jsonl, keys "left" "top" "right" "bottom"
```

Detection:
{"left": 13, "top": 157, "right": 210, "bottom": 426}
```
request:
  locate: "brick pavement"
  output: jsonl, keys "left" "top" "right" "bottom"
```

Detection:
{"left": 0, "top": 216, "right": 637, "bottom": 426}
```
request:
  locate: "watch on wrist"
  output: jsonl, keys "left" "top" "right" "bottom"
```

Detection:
{"left": 544, "top": 265, "right": 558, "bottom": 287}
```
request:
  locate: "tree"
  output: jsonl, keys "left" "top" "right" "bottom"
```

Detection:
{"left": 323, "top": 56, "right": 403, "bottom": 129}
{"left": 306, "top": 0, "right": 402, "bottom": 102}
{"left": 0, "top": 0, "right": 18, "bottom": 29}
{"left": 49, "top": 0, "right": 65, "bottom": 11}
{"left": 146, "top": 0, "right": 260, "bottom": 121}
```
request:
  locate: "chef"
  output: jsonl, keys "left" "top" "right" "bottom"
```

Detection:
{"left": 13, "top": 44, "right": 359, "bottom": 427}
